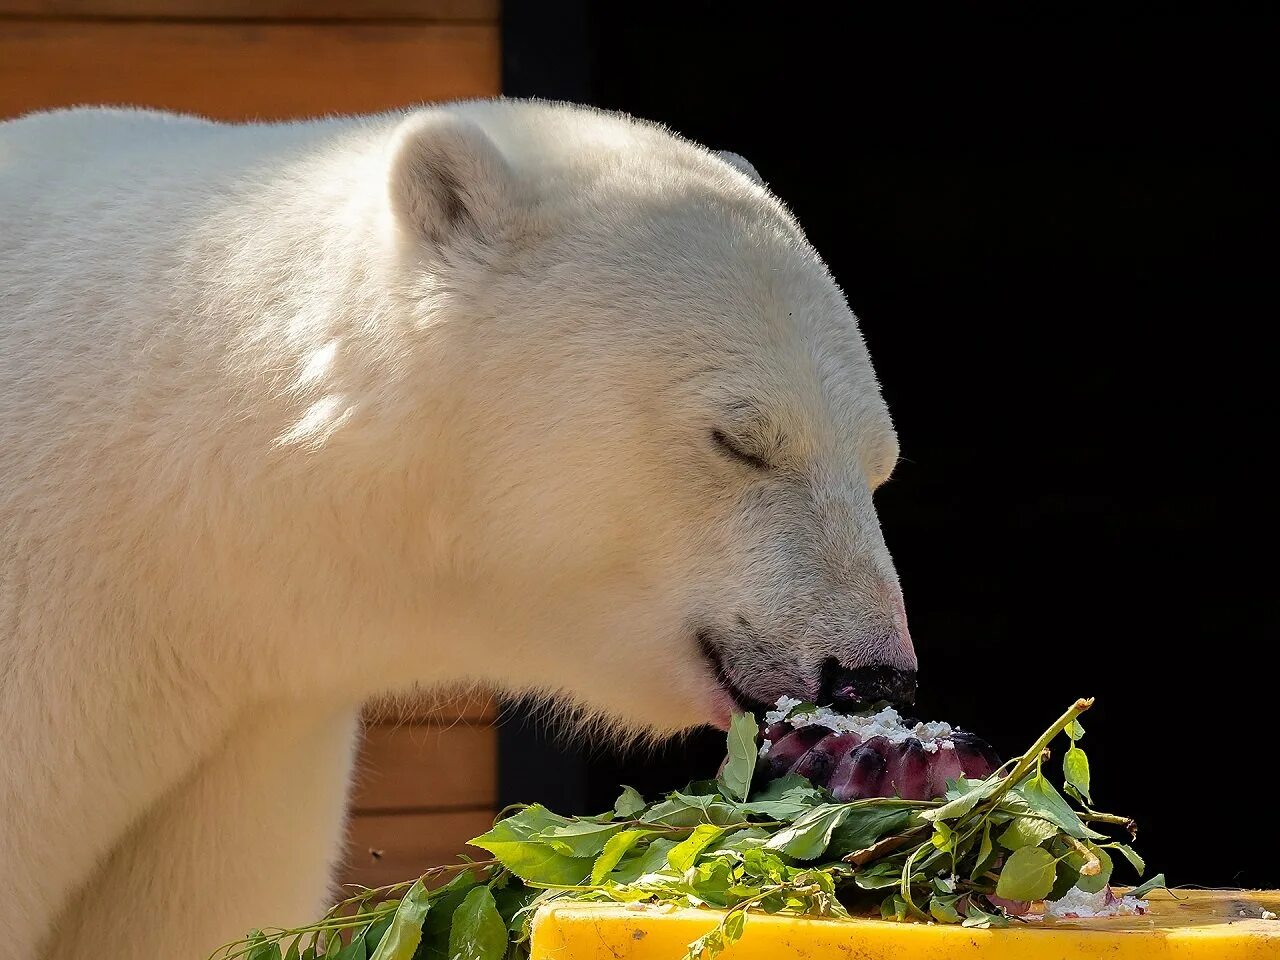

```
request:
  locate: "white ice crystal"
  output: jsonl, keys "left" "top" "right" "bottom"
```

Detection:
{"left": 1045, "top": 886, "right": 1148, "bottom": 919}
{"left": 762, "top": 697, "right": 956, "bottom": 753}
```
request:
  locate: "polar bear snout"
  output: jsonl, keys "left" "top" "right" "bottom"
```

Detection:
{"left": 697, "top": 596, "right": 918, "bottom": 723}
{"left": 820, "top": 661, "right": 917, "bottom": 710}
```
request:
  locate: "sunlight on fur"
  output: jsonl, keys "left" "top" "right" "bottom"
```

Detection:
{"left": 1, "top": 98, "right": 911, "bottom": 960}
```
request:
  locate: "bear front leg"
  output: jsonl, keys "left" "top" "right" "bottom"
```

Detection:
{"left": 42, "top": 703, "right": 362, "bottom": 960}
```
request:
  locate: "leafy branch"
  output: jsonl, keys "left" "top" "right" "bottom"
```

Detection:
{"left": 210, "top": 698, "right": 1157, "bottom": 960}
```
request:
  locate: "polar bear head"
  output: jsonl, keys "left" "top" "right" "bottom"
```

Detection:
{"left": 380, "top": 104, "right": 915, "bottom": 736}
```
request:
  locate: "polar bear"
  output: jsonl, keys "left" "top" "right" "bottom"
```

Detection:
{"left": 0, "top": 100, "right": 917, "bottom": 959}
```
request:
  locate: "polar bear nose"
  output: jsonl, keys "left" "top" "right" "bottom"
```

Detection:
{"left": 820, "top": 661, "right": 917, "bottom": 710}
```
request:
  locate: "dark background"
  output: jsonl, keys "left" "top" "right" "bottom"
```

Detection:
{"left": 500, "top": 6, "right": 1277, "bottom": 887}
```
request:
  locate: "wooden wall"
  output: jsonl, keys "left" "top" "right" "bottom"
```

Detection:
{"left": 0, "top": 0, "right": 502, "bottom": 890}
{"left": 0, "top": 0, "right": 500, "bottom": 120}
{"left": 348, "top": 693, "right": 500, "bottom": 888}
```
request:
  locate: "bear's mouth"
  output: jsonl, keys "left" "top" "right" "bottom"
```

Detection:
{"left": 696, "top": 630, "right": 771, "bottom": 718}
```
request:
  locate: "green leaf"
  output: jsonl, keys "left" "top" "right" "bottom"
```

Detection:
{"left": 470, "top": 806, "right": 593, "bottom": 885}
{"left": 1065, "top": 720, "right": 1085, "bottom": 741}
{"left": 749, "top": 774, "right": 821, "bottom": 803}
{"left": 735, "top": 796, "right": 821, "bottom": 822}
{"left": 995, "top": 846, "right": 1057, "bottom": 902}
{"left": 880, "top": 893, "right": 910, "bottom": 922}
{"left": 1048, "top": 853, "right": 1082, "bottom": 902}
{"left": 668, "top": 824, "right": 726, "bottom": 872}
{"left": 1106, "top": 843, "right": 1146, "bottom": 877}
{"left": 720, "top": 712, "right": 759, "bottom": 803}
{"left": 1127, "top": 873, "right": 1168, "bottom": 899}
{"left": 591, "top": 829, "right": 651, "bottom": 884}
{"left": 366, "top": 879, "right": 430, "bottom": 960}
{"left": 1065, "top": 841, "right": 1113, "bottom": 894}
{"left": 920, "top": 774, "right": 1001, "bottom": 822}
{"left": 723, "top": 910, "right": 746, "bottom": 944}
{"left": 248, "top": 942, "right": 283, "bottom": 960}
{"left": 1063, "top": 745, "right": 1092, "bottom": 805}
{"left": 641, "top": 793, "right": 740, "bottom": 828}
{"left": 706, "top": 826, "right": 772, "bottom": 855}
{"left": 931, "top": 821, "right": 955, "bottom": 852}
{"left": 613, "top": 785, "right": 647, "bottom": 819}
{"left": 284, "top": 938, "right": 301, "bottom": 960}
{"left": 757, "top": 892, "right": 787, "bottom": 914}
{"left": 682, "top": 925, "right": 725, "bottom": 960}
{"left": 735, "top": 775, "right": 825, "bottom": 821}
{"left": 997, "top": 815, "right": 1059, "bottom": 850}
{"left": 929, "top": 894, "right": 964, "bottom": 924}
{"left": 828, "top": 805, "right": 917, "bottom": 858}
{"left": 610, "top": 838, "right": 679, "bottom": 884}
{"left": 740, "top": 847, "right": 788, "bottom": 884}
{"left": 446, "top": 886, "right": 508, "bottom": 960}
{"left": 417, "top": 871, "right": 480, "bottom": 960}
{"left": 856, "top": 860, "right": 906, "bottom": 890}
{"left": 682, "top": 858, "right": 735, "bottom": 907}
{"left": 363, "top": 913, "right": 393, "bottom": 953}
{"left": 899, "top": 844, "right": 930, "bottom": 919}
{"left": 784, "top": 702, "right": 820, "bottom": 721}
{"left": 764, "top": 804, "right": 850, "bottom": 861}
{"left": 475, "top": 804, "right": 571, "bottom": 837}
{"left": 683, "top": 779, "right": 724, "bottom": 797}
{"left": 334, "top": 930, "right": 367, "bottom": 960}
{"left": 944, "top": 777, "right": 989, "bottom": 799}
{"left": 962, "top": 902, "right": 1009, "bottom": 928}
{"left": 971, "top": 820, "right": 995, "bottom": 879}
{"left": 538, "top": 820, "right": 627, "bottom": 858}
{"left": 491, "top": 881, "right": 539, "bottom": 938}
{"left": 1014, "top": 775, "right": 1104, "bottom": 840}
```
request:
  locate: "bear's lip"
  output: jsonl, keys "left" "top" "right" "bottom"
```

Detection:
{"left": 696, "top": 630, "right": 772, "bottom": 728}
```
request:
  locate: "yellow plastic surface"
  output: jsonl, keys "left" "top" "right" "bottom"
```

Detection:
{"left": 529, "top": 890, "right": 1280, "bottom": 959}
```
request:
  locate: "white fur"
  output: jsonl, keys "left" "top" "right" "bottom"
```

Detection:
{"left": 0, "top": 99, "right": 914, "bottom": 959}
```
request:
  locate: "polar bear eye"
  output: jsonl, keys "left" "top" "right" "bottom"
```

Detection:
{"left": 712, "top": 429, "right": 771, "bottom": 471}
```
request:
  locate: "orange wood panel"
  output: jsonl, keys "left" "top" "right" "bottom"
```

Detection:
{"left": 0, "top": 0, "right": 498, "bottom": 19}
{"left": 343, "top": 809, "right": 496, "bottom": 890}
{"left": 0, "top": 20, "right": 499, "bottom": 120}
{"left": 351, "top": 724, "right": 496, "bottom": 813}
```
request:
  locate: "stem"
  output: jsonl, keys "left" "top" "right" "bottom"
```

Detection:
{"left": 1063, "top": 836, "right": 1102, "bottom": 876}
{"left": 845, "top": 798, "right": 941, "bottom": 810}
{"left": 1081, "top": 810, "right": 1138, "bottom": 837}
{"left": 325, "top": 859, "right": 499, "bottom": 913}
{"left": 207, "top": 859, "right": 503, "bottom": 960}
{"left": 951, "top": 699, "right": 1095, "bottom": 859}
{"left": 686, "top": 882, "right": 826, "bottom": 957}
{"left": 898, "top": 844, "right": 933, "bottom": 921}
{"left": 988, "top": 698, "right": 1094, "bottom": 809}
{"left": 844, "top": 827, "right": 930, "bottom": 866}
{"left": 622, "top": 819, "right": 783, "bottom": 832}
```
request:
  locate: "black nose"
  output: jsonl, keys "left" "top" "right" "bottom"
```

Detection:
{"left": 820, "top": 662, "right": 917, "bottom": 710}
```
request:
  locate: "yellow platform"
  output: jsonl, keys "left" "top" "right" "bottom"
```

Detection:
{"left": 529, "top": 890, "right": 1280, "bottom": 959}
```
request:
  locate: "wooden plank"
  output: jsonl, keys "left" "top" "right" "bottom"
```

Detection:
{"left": 0, "top": 21, "right": 499, "bottom": 121}
{"left": 0, "top": 0, "right": 498, "bottom": 20}
{"left": 342, "top": 810, "right": 495, "bottom": 890}
{"left": 363, "top": 688, "right": 499, "bottom": 726}
{"left": 351, "top": 724, "right": 496, "bottom": 812}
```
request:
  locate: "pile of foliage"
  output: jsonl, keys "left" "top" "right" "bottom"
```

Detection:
{"left": 211, "top": 697, "right": 1163, "bottom": 960}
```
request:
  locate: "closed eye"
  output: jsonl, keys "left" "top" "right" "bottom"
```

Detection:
{"left": 712, "top": 429, "right": 771, "bottom": 471}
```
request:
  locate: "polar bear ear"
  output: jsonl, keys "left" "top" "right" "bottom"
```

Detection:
{"left": 718, "top": 150, "right": 763, "bottom": 184}
{"left": 388, "top": 112, "right": 514, "bottom": 248}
